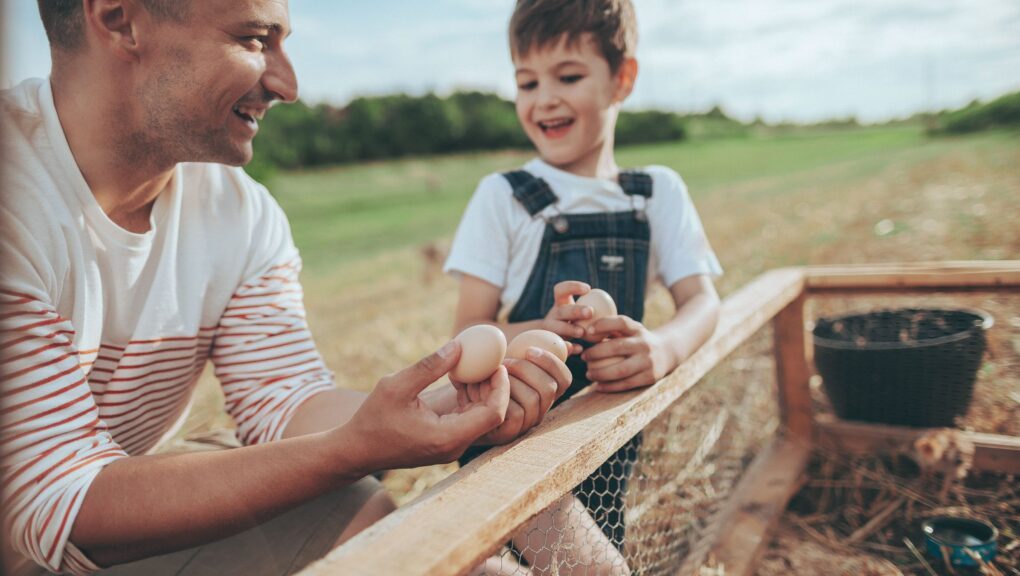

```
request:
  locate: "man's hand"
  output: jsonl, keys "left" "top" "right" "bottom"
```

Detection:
{"left": 462, "top": 347, "right": 572, "bottom": 446}
{"left": 339, "top": 340, "right": 510, "bottom": 473}
{"left": 581, "top": 316, "right": 679, "bottom": 393}
{"left": 539, "top": 281, "right": 593, "bottom": 355}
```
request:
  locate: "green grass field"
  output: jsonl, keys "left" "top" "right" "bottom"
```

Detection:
{"left": 267, "top": 125, "right": 1017, "bottom": 281}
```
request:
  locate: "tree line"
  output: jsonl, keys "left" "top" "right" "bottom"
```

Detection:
{"left": 247, "top": 91, "right": 689, "bottom": 178}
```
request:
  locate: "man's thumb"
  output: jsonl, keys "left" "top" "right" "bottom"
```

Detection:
{"left": 394, "top": 340, "right": 461, "bottom": 398}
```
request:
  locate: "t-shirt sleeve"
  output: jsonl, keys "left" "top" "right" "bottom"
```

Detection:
{"left": 443, "top": 174, "right": 514, "bottom": 288}
{"left": 647, "top": 166, "right": 723, "bottom": 288}
{"left": 210, "top": 180, "right": 334, "bottom": 445}
{"left": 1, "top": 214, "right": 126, "bottom": 576}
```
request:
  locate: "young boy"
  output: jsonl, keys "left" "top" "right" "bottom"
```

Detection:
{"left": 446, "top": 0, "right": 722, "bottom": 572}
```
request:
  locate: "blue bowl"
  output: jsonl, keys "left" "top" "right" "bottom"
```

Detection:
{"left": 922, "top": 516, "right": 998, "bottom": 567}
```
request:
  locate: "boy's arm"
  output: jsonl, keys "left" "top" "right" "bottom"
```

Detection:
{"left": 583, "top": 274, "right": 720, "bottom": 392}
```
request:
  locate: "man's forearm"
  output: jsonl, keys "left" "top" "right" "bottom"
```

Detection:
{"left": 71, "top": 426, "right": 364, "bottom": 567}
{"left": 281, "top": 387, "right": 368, "bottom": 438}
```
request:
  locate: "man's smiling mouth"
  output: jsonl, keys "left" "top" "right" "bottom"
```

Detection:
{"left": 232, "top": 105, "right": 265, "bottom": 124}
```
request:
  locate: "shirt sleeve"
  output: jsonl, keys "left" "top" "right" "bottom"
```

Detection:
{"left": 443, "top": 173, "right": 514, "bottom": 288}
{"left": 1, "top": 219, "right": 125, "bottom": 576}
{"left": 646, "top": 166, "right": 724, "bottom": 288}
{"left": 211, "top": 185, "right": 334, "bottom": 446}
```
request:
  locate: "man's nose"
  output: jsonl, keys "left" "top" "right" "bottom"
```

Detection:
{"left": 263, "top": 48, "right": 298, "bottom": 104}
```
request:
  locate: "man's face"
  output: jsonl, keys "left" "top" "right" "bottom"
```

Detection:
{"left": 134, "top": 0, "right": 297, "bottom": 166}
{"left": 513, "top": 34, "right": 623, "bottom": 176}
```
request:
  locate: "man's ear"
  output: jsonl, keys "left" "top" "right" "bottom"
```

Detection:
{"left": 82, "top": 0, "right": 144, "bottom": 62}
{"left": 613, "top": 58, "right": 639, "bottom": 103}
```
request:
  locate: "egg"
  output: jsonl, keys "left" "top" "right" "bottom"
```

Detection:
{"left": 576, "top": 289, "right": 617, "bottom": 329}
{"left": 507, "top": 329, "right": 569, "bottom": 362}
{"left": 450, "top": 324, "right": 507, "bottom": 383}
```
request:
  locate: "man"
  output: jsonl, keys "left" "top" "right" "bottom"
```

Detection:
{"left": 0, "top": 1, "right": 571, "bottom": 574}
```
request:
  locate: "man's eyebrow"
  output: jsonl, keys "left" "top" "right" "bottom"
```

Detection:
{"left": 240, "top": 20, "right": 291, "bottom": 38}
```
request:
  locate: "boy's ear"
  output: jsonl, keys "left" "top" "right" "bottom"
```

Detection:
{"left": 82, "top": 0, "right": 144, "bottom": 63}
{"left": 613, "top": 58, "right": 639, "bottom": 103}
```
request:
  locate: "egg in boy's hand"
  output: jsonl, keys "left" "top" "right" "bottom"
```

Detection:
{"left": 574, "top": 288, "right": 625, "bottom": 369}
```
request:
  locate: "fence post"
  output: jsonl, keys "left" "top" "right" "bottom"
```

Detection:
{"left": 773, "top": 293, "right": 813, "bottom": 442}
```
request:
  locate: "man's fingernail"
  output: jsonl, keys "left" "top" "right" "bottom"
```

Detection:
{"left": 586, "top": 372, "right": 593, "bottom": 379}
{"left": 438, "top": 341, "right": 457, "bottom": 358}
{"left": 527, "top": 347, "right": 541, "bottom": 360}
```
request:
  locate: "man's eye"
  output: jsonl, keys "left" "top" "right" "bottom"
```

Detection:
{"left": 561, "top": 75, "right": 583, "bottom": 84}
{"left": 518, "top": 80, "right": 538, "bottom": 91}
{"left": 242, "top": 36, "right": 269, "bottom": 49}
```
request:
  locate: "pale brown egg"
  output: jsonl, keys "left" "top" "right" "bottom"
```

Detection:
{"left": 451, "top": 324, "right": 507, "bottom": 383}
{"left": 507, "top": 329, "right": 569, "bottom": 362}
{"left": 576, "top": 289, "right": 617, "bottom": 329}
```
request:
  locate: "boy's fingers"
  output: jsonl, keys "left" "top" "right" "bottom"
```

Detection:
{"left": 390, "top": 340, "right": 461, "bottom": 400}
{"left": 553, "top": 281, "right": 591, "bottom": 306}
{"left": 587, "top": 315, "right": 639, "bottom": 338}
{"left": 593, "top": 372, "right": 651, "bottom": 393}
{"left": 587, "top": 354, "right": 641, "bottom": 383}
{"left": 554, "top": 304, "right": 593, "bottom": 322}
{"left": 545, "top": 319, "right": 585, "bottom": 340}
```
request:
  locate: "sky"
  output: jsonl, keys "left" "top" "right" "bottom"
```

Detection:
{"left": 4, "top": 0, "right": 1019, "bottom": 123}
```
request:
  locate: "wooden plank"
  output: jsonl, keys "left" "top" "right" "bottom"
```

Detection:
{"left": 815, "top": 415, "right": 1020, "bottom": 475}
{"left": 688, "top": 437, "right": 811, "bottom": 576}
{"left": 298, "top": 267, "right": 807, "bottom": 576}
{"left": 805, "top": 260, "right": 1020, "bottom": 292}
{"left": 773, "top": 295, "right": 813, "bottom": 441}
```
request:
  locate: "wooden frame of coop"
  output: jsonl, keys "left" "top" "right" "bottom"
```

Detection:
{"left": 297, "top": 261, "right": 1020, "bottom": 576}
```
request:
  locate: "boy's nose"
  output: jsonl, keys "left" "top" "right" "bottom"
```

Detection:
{"left": 536, "top": 86, "right": 561, "bottom": 109}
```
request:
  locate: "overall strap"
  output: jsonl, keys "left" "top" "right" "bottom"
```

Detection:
{"left": 618, "top": 170, "right": 653, "bottom": 198}
{"left": 502, "top": 170, "right": 559, "bottom": 217}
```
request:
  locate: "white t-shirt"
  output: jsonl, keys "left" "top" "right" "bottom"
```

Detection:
{"left": 444, "top": 158, "right": 722, "bottom": 315}
{"left": 0, "top": 79, "right": 334, "bottom": 575}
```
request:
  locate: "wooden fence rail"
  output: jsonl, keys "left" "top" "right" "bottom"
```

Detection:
{"left": 299, "top": 260, "right": 1020, "bottom": 576}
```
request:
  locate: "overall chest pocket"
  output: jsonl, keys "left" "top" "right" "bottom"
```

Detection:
{"left": 542, "top": 236, "right": 650, "bottom": 322}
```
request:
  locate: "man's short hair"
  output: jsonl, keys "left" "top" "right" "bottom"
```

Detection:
{"left": 509, "top": 0, "right": 638, "bottom": 73}
{"left": 37, "top": 0, "right": 191, "bottom": 52}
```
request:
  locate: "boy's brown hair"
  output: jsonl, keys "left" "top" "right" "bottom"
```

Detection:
{"left": 509, "top": 0, "right": 638, "bottom": 73}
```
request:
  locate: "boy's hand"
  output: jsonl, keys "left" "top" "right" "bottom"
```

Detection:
{"left": 540, "top": 281, "right": 592, "bottom": 355}
{"left": 341, "top": 340, "right": 510, "bottom": 472}
{"left": 464, "top": 347, "right": 572, "bottom": 445}
{"left": 581, "top": 316, "right": 679, "bottom": 393}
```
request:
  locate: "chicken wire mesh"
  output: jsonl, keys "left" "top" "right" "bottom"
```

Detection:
{"left": 479, "top": 326, "right": 781, "bottom": 575}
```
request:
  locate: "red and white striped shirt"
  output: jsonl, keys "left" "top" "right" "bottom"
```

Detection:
{"left": 1, "top": 78, "right": 334, "bottom": 575}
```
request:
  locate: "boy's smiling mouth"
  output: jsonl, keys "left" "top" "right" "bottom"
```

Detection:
{"left": 537, "top": 117, "right": 574, "bottom": 138}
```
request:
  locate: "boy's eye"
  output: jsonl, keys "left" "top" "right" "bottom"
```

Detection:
{"left": 560, "top": 74, "right": 584, "bottom": 84}
{"left": 518, "top": 80, "right": 538, "bottom": 91}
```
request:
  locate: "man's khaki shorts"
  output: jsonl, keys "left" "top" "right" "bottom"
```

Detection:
{"left": 16, "top": 477, "right": 383, "bottom": 576}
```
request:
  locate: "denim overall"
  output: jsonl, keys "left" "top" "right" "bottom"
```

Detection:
{"left": 461, "top": 168, "right": 653, "bottom": 550}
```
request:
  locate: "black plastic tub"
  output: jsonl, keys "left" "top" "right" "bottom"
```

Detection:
{"left": 812, "top": 308, "right": 993, "bottom": 427}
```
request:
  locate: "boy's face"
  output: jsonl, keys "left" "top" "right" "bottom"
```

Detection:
{"left": 513, "top": 34, "right": 632, "bottom": 176}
